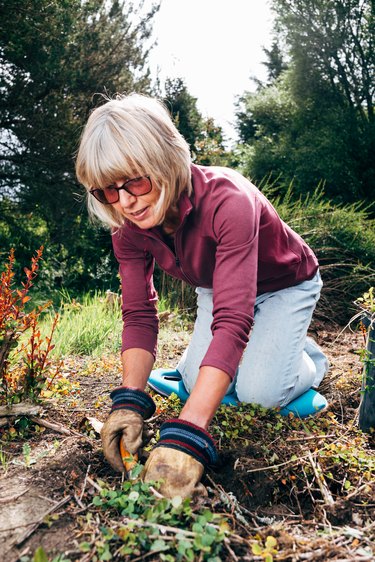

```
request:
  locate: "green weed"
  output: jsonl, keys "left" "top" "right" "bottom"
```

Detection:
{"left": 20, "top": 546, "right": 71, "bottom": 562}
{"left": 356, "top": 287, "right": 375, "bottom": 314}
{"left": 79, "top": 477, "right": 229, "bottom": 561}
{"left": 251, "top": 535, "right": 278, "bottom": 561}
{"left": 0, "top": 445, "right": 9, "bottom": 473}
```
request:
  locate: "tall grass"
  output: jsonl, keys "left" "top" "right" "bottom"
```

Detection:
{"left": 41, "top": 291, "right": 122, "bottom": 357}
{"left": 266, "top": 184, "right": 375, "bottom": 322}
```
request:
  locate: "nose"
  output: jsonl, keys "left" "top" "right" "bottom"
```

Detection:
{"left": 117, "top": 186, "right": 136, "bottom": 207}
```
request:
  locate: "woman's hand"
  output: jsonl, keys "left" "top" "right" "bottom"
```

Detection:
{"left": 142, "top": 368, "right": 229, "bottom": 498}
{"left": 142, "top": 419, "right": 217, "bottom": 499}
{"left": 101, "top": 387, "right": 155, "bottom": 473}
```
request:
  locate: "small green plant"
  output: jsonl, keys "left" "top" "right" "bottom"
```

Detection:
{"left": 22, "top": 442, "right": 32, "bottom": 467}
{"left": 0, "top": 445, "right": 9, "bottom": 473}
{"left": 211, "top": 402, "right": 289, "bottom": 449}
{"left": 79, "top": 476, "right": 229, "bottom": 560}
{"left": 356, "top": 287, "right": 375, "bottom": 314}
{"left": 20, "top": 546, "right": 71, "bottom": 562}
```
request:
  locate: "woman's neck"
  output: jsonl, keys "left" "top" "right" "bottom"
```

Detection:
{"left": 161, "top": 207, "right": 180, "bottom": 236}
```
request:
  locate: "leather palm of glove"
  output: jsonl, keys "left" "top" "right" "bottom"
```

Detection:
{"left": 101, "top": 387, "right": 155, "bottom": 473}
{"left": 142, "top": 418, "right": 218, "bottom": 499}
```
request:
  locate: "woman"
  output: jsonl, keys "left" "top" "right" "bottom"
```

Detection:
{"left": 76, "top": 93, "right": 328, "bottom": 498}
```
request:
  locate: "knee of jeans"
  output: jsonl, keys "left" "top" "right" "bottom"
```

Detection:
{"left": 235, "top": 379, "right": 281, "bottom": 408}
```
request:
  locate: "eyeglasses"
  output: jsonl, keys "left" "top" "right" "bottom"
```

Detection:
{"left": 89, "top": 176, "right": 152, "bottom": 205}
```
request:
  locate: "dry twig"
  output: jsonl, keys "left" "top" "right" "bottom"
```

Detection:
{"left": 307, "top": 450, "right": 335, "bottom": 506}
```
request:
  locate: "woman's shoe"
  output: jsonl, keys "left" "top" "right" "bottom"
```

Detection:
{"left": 279, "top": 388, "right": 328, "bottom": 417}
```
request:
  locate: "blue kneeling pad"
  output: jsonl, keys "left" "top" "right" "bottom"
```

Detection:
{"left": 148, "top": 369, "right": 238, "bottom": 405}
{"left": 147, "top": 368, "right": 328, "bottom": 418}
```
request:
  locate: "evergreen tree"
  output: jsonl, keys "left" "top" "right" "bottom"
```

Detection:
{"left": 163, "top": 77, "right": 230, "bottom": 165}
{"left": 0, "top": 0, "right": 158, "bottom": 289}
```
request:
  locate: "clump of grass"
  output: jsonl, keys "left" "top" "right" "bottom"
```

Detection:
{"left": 41, "top": 291, "right": 122, "bottom": 357}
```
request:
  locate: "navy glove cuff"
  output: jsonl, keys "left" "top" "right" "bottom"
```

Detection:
{"left": 155, "top": 418, "right": 218, "bottom": 468}
{"left": 110, "top": 387, "right": 156, "bottom": 419}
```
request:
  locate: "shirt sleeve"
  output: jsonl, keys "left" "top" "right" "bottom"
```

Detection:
{"left": 112, "top": 228, "right": 159, "bottom": 358}
{"left": 199, "top": 190, "right": 261, "bottom": 379}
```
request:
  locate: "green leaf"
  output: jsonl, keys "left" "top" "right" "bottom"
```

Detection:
{"left": 251, "top": 543, "right": 263, "bottom": 555}
{"left": 170, "top": 495, "right": 182, "bottom": 508}
{"left": 99, "top": 548, "right": 112, "bottom": 561}
{"left": 79, "top": 542, "right": 91, "bottom": 553}
{"left": 150, "top": 539, "right": 169, "bottom": 551}
{"left": 128, "top": 490, "right": 139, "bottom": 502}
{"left": 201, "top": 532, "right": 216, "bottom": 547}
{"left": 33, "top": 547, "right": 48, "bottom": 562}
{"left": 265, "top": 535, "right": 277, "bottom": 548}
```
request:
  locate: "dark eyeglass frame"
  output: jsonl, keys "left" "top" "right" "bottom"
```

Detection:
{"left": 89, "top": 176, "right": 152, "bottom": 205}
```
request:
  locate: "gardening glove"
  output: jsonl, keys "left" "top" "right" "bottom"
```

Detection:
{"left": 142, "top": 418, "right": 218, "bottom": 499}
{"left": 101, "top": 387, "right": 155, "bottom": 473}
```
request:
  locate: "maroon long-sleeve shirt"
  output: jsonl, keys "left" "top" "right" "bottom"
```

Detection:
{"left": 112, "top": 165, "right": 318, "bottom": 379}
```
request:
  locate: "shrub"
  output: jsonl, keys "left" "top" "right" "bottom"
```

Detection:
{"left": 0, "top": 248, "right": 59, "bottom": 404}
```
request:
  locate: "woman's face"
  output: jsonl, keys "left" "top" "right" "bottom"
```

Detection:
{"left": 112, "top": 178, "right": 160, "bottom": 229}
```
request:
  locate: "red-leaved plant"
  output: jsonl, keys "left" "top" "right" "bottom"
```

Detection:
{"left": 0, "top": 247, "right": 60, "bottom": 404}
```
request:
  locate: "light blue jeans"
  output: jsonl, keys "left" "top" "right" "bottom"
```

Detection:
{"left": 176, "top": 271, "right": 329, "bottom": 408}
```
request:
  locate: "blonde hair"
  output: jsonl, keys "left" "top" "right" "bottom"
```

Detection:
{"left": 76, "top": 93, "right": 192, "bottom": 228}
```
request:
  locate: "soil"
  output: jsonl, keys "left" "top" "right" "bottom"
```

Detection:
{"left": 0, "top": 319, "right": 374, "bottom": 561}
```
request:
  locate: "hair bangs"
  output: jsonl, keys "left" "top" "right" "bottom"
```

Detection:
{"left": 88, "top": 124, "right": 144, "bottom": 189}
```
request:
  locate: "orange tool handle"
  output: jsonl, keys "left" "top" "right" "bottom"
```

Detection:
{"left": 119, "top": 440, "right": 138, "bottom": 475}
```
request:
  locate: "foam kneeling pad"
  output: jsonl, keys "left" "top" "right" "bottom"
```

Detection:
{"left": 148, "top": 369, "right": 328, "bottom": 418}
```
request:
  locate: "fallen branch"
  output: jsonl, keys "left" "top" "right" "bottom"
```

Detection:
{"left": 29, "top": 416, "right": 92, "bottom": 442}
{"left": 286, "top": 433, "right": 335, "bottom": 442}
{"left": 29, "top": 416, "right": 72, "bottom": 436}
{"left": 16, "top": 495, "right": 71, "bottom": 545}
{"left": 224, "top": 537, "right": 240, "bottom": 561}
{"left": 0, "top": 495, "right": 71, "bottom": 547}
{"left": 0, "top": 403, "right": 42, "bottom": 417}
{"left": 79, "top": 463, "right": 91, "bottom": 501}
{"left": 86, "top": 475, "right": 103, "bottom": 493}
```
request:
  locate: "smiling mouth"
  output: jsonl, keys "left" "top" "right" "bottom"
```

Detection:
{"left": 130, "top": 206, "right": 149, "bottom": 218}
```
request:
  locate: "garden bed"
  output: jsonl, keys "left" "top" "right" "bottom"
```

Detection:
{"left": 0, "top": 321, "right": 374, "bottom": 561}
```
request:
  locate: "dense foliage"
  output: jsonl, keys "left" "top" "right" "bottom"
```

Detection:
{"left": 236, "top": 0, "right": 375, "bottom": 204}
{"left": 0, "top": 0, "right": 158, "bottom": 290}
